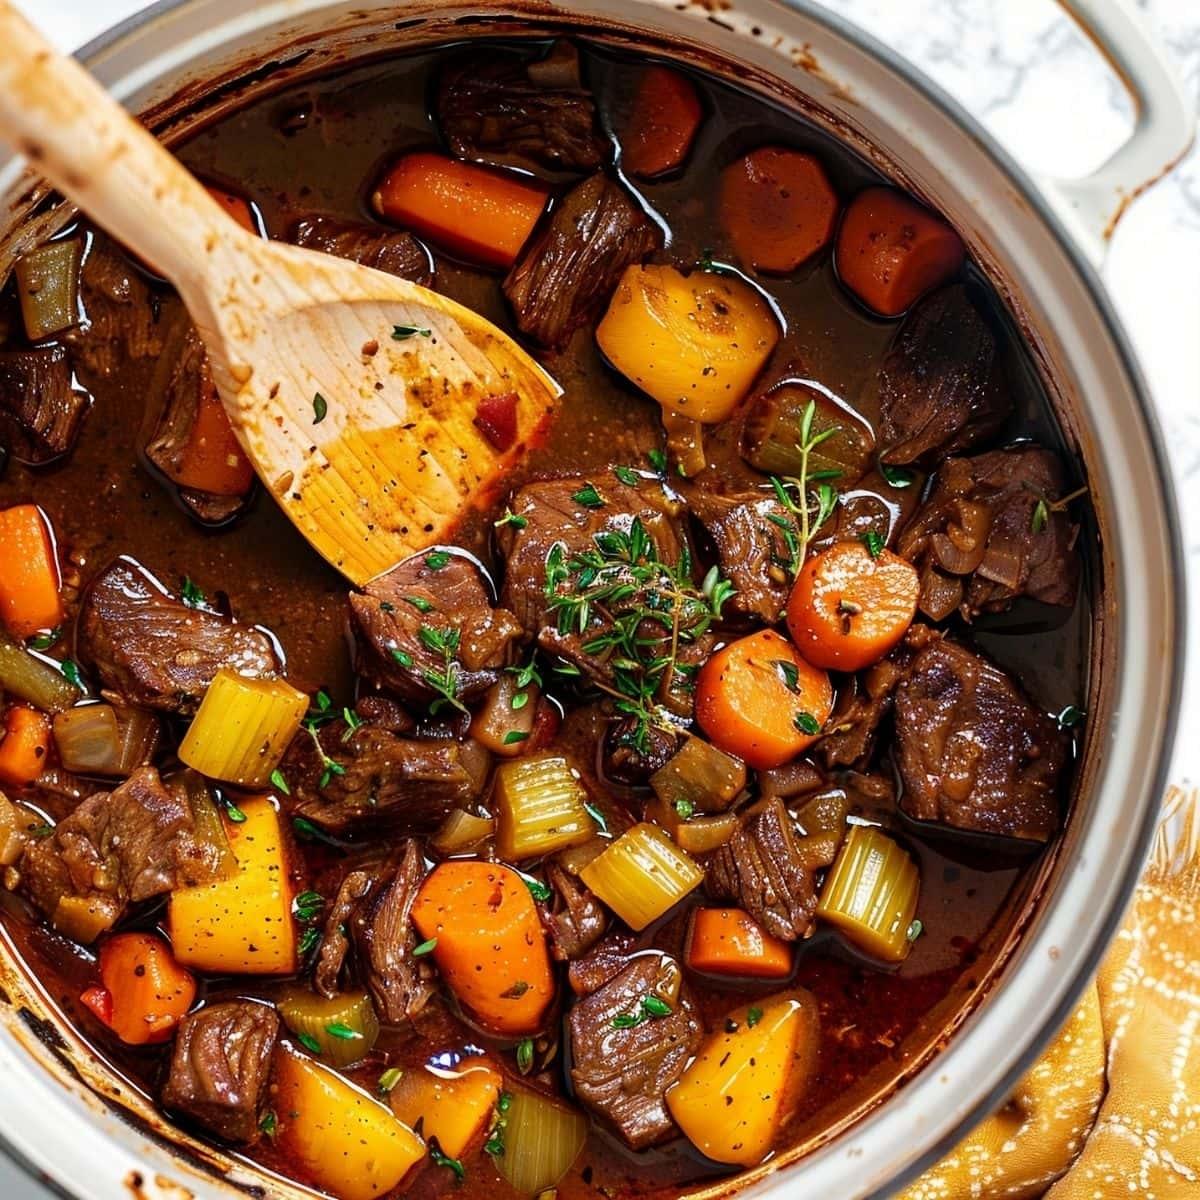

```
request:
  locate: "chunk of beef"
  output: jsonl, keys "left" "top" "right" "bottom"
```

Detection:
{"left": 600, "top": 717, "right": 680, "bottom": 788}
{"left": 707, "top": 796, "right": 836, "bottom": 941}
{"left": 897, "top": 446, "right": 1079, "bottom": 620}
{"left": 281, "top": 719, "right": 489, "bottom": 837}
{"left": 161, "top": 1001, "right": 279, "bottom": 1143}
{"left": 542, "top": 863, "right": 608, "bottom": 961}
{"left": 349, "top": 552, "right": 522, "bottom": 709}
{"left": 503, "top": 174, "right": 660, "bottom": 348}
{"left": 876, "top": 285, "right": 1009, "bottom": 466}
{"left": 313, "top": 868, "right": 372, "bottom": 998}
{"left": 817, "top": 625, "right": 938, "bottom": 771}
{"left": 894, "top": 638, "right": 1066, "bottom": 841}
{"left": 290, "top": 216, "right": 432, "bottom": 287}
{"left": 688, "top": 488, "right": 794, "bottom": 623}
{"left": 437, "top": 42, "right": 606, "bottom": 172}
{"left": 567, "top": 932, "right": 636, "bottom": 995}
{"left": 0, "top": 346, "right": 90, "bottom": 465}
{"left": 497, "top": 476, "right": 684, "bottom": 633}
{"left": 79, "top": 558, "right": 281, "bottom": 715}
{"left": 569, "top": 952, "right": 702, "bottom": 1149}
{"left": 20, "top": 767, "right": 228, "bottom": 939}
{"left": 143, "top": 314, "right": 253, "bottom": 526}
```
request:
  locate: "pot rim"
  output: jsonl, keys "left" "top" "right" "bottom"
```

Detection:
{"left": 0, "top": 2, "right": 1185, "bottom": 1198}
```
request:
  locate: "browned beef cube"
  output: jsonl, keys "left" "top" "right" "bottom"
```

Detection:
{"left": 290, "top": 216, "right": 432, "bottom": 286}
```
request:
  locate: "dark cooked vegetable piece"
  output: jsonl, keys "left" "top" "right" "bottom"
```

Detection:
{"left": 875, "top": 284, "right": 1009, "bottom": 466}
{"left": 893, "top": 637, "right": 1067, "bottom": 840}
{"left": 504, "top": 173, "right": 660, "bottom": 348}
{"left": 79, "top": 557, "right": 281, "bottom": 715}
{"left": 0, "top": 32, "right": 1090, "bottom": 1199}
{"left": 568, "top": 950, "right": 703, "bottom": 1148}
{"left": 437, "top": 41, "right": 607, "bottom": 172}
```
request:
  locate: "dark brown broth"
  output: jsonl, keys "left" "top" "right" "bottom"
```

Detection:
{"left": 0, "top": 37, "right": 1087, "bottom": 1200}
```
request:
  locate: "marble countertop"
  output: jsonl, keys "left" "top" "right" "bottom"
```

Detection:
{"left": 1, "top": 1, "right": 1197, "bottom": 1197}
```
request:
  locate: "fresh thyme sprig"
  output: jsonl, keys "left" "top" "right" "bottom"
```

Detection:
{"left": 417, "top": 624, "right": 467, "bottom": 714}
{"left": 301, "top": 689, "right": 348, "bottom": 789}
{"left": 543, "top": 517, "right": 734, "bottom": 753}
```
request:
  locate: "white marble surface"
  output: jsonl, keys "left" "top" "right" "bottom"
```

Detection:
{"left": 0, "top": 1, "right": 1197, "bottom": 1197}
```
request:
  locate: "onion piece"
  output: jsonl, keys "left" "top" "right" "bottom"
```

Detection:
{"left": 496, "top": 1087, "right": 588, "bottom": 1196}
{"left": 278, "top": 988, "right": 380, "bottom": 1069}
{"left": 432, "top": 809, "right": 495, "bottom": 856}
{"left": 0, "top": 631, "right": 81, "bottom": 713}
{"left": 53, "top": 702, "right": 160, "bottom": 776}
{"left": 470, "top": 674, "right": 538, "bottom": 757}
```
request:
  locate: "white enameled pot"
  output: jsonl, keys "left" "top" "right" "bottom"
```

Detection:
{"left": 0, "top": 2, "right": 1191, "bottom": 1198}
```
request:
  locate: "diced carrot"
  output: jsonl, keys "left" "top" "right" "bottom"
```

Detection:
{"left": 389, "top": 1055, "right": 502, "bottom": 1159}
{"left": 0, "top": 504, "right": 62, "bottom": 638}
{"left": 373, "top": 152, "right": 548, "bottom": 269}
{"left": 0, "top": 706, "right": 52, "bottom": 786}
{"left": 786, "top": 539, "right": 919, "bottom": 672}
{"left": 686, "top": 908, "right": 793, "bottom": 979}
{"left": 834, "top": 186, "right": 965, "bottom": 316}
{"left": 86, "top": 931, "right": 197, "bottom": 1046}
{"left": 719, "top": 147, "right": 839, "bottom": 274}
{"left": 204, "top": 185, "right": 263, "bottom": 237}
{"left": 170, "top": 371, "right": 255, "bottom": 497}
{"left": 411, "top": 860, "right": 554, "bottom": 1035}
{"left": 695, "top": 629, "right": 832, "bottom": 769}
{"left": 622, "top": 66, "right": 703, "bottom": 179}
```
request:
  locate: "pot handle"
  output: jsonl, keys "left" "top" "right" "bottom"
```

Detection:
{"left": 1038, "top": 0, "right": 1195, "bottom": 266}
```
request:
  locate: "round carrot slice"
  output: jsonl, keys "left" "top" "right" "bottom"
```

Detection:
{"left": 786, "top": 539, "right": 919, "bottom": 672}
{"left": 695, "top": 629, "right": 833, "bottom": 769}
{"left": 718, "top": 147, "right": 838, "bottom": 274}
{"left": 834, "top": 186, "right": 964, "bottom": 317}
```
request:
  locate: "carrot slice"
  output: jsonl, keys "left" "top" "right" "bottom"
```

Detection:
{"left": 87, "top": 931, "right": 197, "bottom": 1046}
{"left": 786, "top": 539, "right": 919, "bottom": 672}
{"left": 834, "top": 186, "right": 965, "bottom": 316}
{"left": 411, "top": 860, "right": 554, "bottom": 1035}
{"left": 718, "top": 147, "right": 838, "bottom": 274}
{"left": 373, "top": 152, "right": 548, "bottom": 269}
{"left": 0, "top": 504, "right": 62, "bottom": 639}
{"left": 0, "top": 706, "right": 51, "bottom": 786}
{"left": 622, "top": 66, "right": 703, "bottom": 179}
{"left": 695, "top": 629, "right": 833, "bottom": 769}
{"left": 204, "top": 185, "right": 263, "bottom": 237}
{"left": 686, "top": 908, "right": 793, "bottom": 979}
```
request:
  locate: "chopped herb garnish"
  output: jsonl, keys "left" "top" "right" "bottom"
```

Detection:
{"left": 392, "top": 324, "right": 432, "bottom": 340}
{"left": 522, "top": 874, "right": 553, "bottom": 903}
{"left": 27, "top": 626, "right": 62, "bottom": 651}
{"left": 412, "top": 937, "right": 438, "bottom": 957}
{"left": 1057, "top": 704, "right": 1085, "bottom": 729}
{"left": 793, "top": 711, "right": 821, "bottom": 735}
{"left": 510, "top": 689, "right": 530, "bottom": 711}
{"left": 1031, "top": 498, "right": 1050, "bottom": 534}
{"left": 613, "top": 465, "right": 639, "bottom": 487}
{"left": 746, "top": 1006, "right": 763, "bottom": 1028}
{"left": 378, "top": 1067, "right": 404, "bottom": 1095}
{"left": 269, "top": 768, "right": 291, "bottom": 796}
{"left": 29, "top": 823, "right": 53, "bottom": 839}
{"left": 879, "top": 462, "right": 915, "bottom": 489}
{"left": 60, "top": 658, "right": 82, "bottom": 688}
{"left": 484, "top": 1093, "right": 512, "bottom": 1157}
{"left": 572, "top": 482, "right": 604, "bottom": 509}
{"left": 312, "top": 392, "right": 328, "bottom": 424}
{"left": 501, "top": 980, "right": 530, "bottom": 999}
{"left": 861, "top": 530, "right": 885, "bottom": 559}
{"left": 292, "top": 816, "right": 339, "bottom": 846}
{"left": 430, "top": 1143, "right": 466, "bottom": 1181}
{"left": 391, "top": 647, "right": 414, "bottom": 668}
{"left": 641, "top": 995, "right": 673, "bottom": 1018}
{"left": 507, "top": 657, "right": 542, "bottom": 690}
{"left": 298, "top": 926, "right": 321, "bottom": 957}
{"left": 495, "top": 508, "right": 528, "bottom": 531}
{"left": 906, "top": 919, "right": 924, "bottom": 943}
{"left": 222, "top": 798, "right": 247, "bottom": 824}
{"left": 417, "top": 623, "right": 467, "bottom": 715}
{"left": 775, "top": 660, "right": 800, "bottom": 693}
{"left": 296, "top": 1032, "right": 322, "bottom": 1055}
{"left": 583, "top": 801, "right": 608, "bottom": 833}
{"left": 292, "top": 890, "right": 324, "bottom": 923}
{"left": 612, "top": 1012, "right": 644, "bottom": 1030}
{"left": 674, "top": 797, "right": 696, "bottom": 820}
{"left": 180, "top": 577, "right": 206, "bottom": 608}
{"left": 425, "top": 550, "right": 451, "bottom": 571}
{"left": 259, "top": 1110, "right": 278, "bottom": 1138}
{"left": 647, "top": 448, "right": 668, "bottom": 475}
{"left": 404, "top": 594, "right": 435, "bottom": 614}
{"left": 341, "top": 707, "right": 364, "bottom": 740}
{"left": 325, "top": 1022, "right": 361, "bottom": 1041}
{"left": 503, "top": 730, "right": 530, "bottom": 745}
{"left": 380, "top": 600, "right": 395, "bottom": 613}
{"left": 516, "top": 1038, "right": 534, "bottom": 1074}
{"left": 613, "top": 994, "right": 673, "bottom": 1029}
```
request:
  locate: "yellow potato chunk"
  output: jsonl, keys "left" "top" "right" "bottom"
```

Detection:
{"left": 389, "top": 1055, "right": 501, "bottom": 1159}
{"left": 666, "top": 991, "right": 819, "bottom": 1165}
{"left": 596, "top": 264, "right": 780, "bottom": 424}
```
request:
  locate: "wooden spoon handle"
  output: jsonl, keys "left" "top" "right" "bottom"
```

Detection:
{"left": 0, "top": 2, "right": 241, "bottom": 291}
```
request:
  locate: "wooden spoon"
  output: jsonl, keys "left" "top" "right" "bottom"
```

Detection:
{"left": 0, "top": 4, "right": 561, "bottom": 586}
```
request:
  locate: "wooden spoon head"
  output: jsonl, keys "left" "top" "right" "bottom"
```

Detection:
{"left": 194, "top": 237, "right": 560, "bottom": 586}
